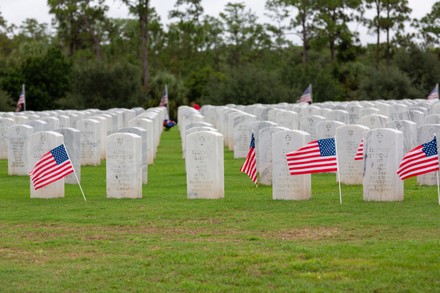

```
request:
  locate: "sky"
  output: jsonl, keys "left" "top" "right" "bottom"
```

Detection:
{"left": 0, "top": 0, "right": 437, "bottom": 45}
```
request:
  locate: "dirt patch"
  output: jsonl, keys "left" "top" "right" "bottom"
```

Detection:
{"left": 269, "top": 227, "right": 340, "bottom": 241}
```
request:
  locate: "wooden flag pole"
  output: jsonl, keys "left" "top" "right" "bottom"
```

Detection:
{"left": 334, "top": 136, "right": 343, "bottom": 204}
{"left": 22, "top": 84, "right": 26, "bottom": 111}
{"left": 63, "top": 144, "right": 87, "bottom": 202}
{"left": 437, "top": 171, "right": 439, "bottom": 206}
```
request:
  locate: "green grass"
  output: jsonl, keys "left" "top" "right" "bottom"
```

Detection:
{"left": 0, "top": 127, "right": 439, "bottom": 292}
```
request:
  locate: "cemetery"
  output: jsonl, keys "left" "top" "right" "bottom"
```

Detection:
{"left": 0, "top": 101, "right": 440, "bottom": 291}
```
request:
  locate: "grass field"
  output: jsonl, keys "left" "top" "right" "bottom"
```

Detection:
{"left": 0, "top": 127, "right": 439, "bottom": 292}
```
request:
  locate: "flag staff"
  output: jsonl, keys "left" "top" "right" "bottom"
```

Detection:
{"left": 436, "top": 171, "right": 439, "bottom": 206}
{"left": 334, "top": 136, "right": 343, "bottom": 204}
{"left": 165, "top": 84, "right": 169, "bottom": 120}
{"left": 63, "top": 143, "right": 87, "bottom": 202}
{"left": 22, "top": 84, "right": 26, "bottom": 111}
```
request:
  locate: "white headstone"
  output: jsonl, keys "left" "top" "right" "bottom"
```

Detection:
{"left": 186, "top": 131, "right": 224, "bottom": 199}
{"left": 77, "top": 119, "right": 102, "bottom": 166}
{"left": 416, "top": 124, "right": 440, "bottom": 186}
{"left": 272, "top": 130, "right": 311, "bottom": 200}
{"left": 8, "top": 124, "right": 33, "bottom": 175}
{"left": 335, "top": 124, "right": 369, "bottom": 184}
{"left": 106, "top": 133, "right": 143, "bottom": 198}
{"left": 29, "top": 131, "right": 65, "bottom": 198}
{"left": 363, "top": 128, "right": 404, "bottom": 201}
{"left": 117, "top": 127, "right": 148, "bottom": 184}
{"left": 0, "top": 118, "right": 14, "bottom": 159}
{"left": 54, "top": 128, "right": 81, "bottom": 184}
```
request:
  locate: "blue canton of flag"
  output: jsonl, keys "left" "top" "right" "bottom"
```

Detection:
{"left": 317, "top": 138, "right": 336, "bottom": 156}
{"left": 51, "top": 145, "right": 70, "bottom": 164}
{"left": 422, "top": 138, "right": 438, "bottom": 157}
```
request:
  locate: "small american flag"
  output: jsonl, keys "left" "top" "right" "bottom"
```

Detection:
{"left": 29, "top": 144, "right": 74, "bottom": 190}
{"left": 427, "top": 84, "right": 439, "bottom": 100}
{"left": 286, "top": 138, "right": 338, "bottom": 175}
{"left": 159, "top": 87, "right": 168, "bottom": 107}
{"left": 240, "top": 132, "right": 257, "bottom": 184}
{"left": 15, "top": 89, "right": 25, "bottom": 112}
{"left": 297, "top": 84, "right": 312, "bottom": 104}
{"left": 397, "top": 137, "right": 439, "bottom": 180}
{"left": 354, "top": 139, "right": 364, "bottom": 160}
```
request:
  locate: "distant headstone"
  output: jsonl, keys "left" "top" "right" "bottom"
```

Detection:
{"left": 416, "top": 124, "right": 440, "bottom": 186}
{"left": 54, "top": 128, "right": 81, "bottom": 184}
{"left": 316, "top": 121, "right": 345, "bottom": 139}
{"left": 77, "top": 119, "right": 101, "bottom": 166}
{"left": 7, "top": 124, "right": 33, "bottom": 175}
{"left": 299, "top": 115, "right": 326, "bottom": 140}
{"left": 386, "top": 120, "right": 417, "bottom": 153}
{"left": 186, "top": 131, "right": 224, "bottom": 199}
{"left": 117, "top": 127, "right": 148, "bottom": 184}
{"left": 258, "top": 126, "right": 289, "bottom": 185}
{"left": 232, "top": 113, "right": 257, "bottom": 158}
{"left": 363, "top": 128, "right": 404, "bottom": 201}
{"left": 335, "top": 125, "right": 369, "bottom": 184}
{"left": 0, "top": 118, "right": 14, "bottom": 159}
{"left": 358, "top": 114, "right": 389, "bottom": 129}
{"left": 272, "top": 130, "right": 311, "bottom": 200}
{"left": 106, "top": 133, "right": 142, "bottom": 199}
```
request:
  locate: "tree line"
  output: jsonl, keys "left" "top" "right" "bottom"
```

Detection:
{"left": 0, "top": 0, "right": 440, "bottom": 119}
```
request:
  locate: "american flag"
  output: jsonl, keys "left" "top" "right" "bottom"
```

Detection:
{"left": 427, "top": 84, "right": 439, "bottom": 100}
{"left": 286, "top": 138, "right": 338, "bottom": 175}
{"left": 297, "top": 84, "right": 312, "bottom": 104}
{"left": 159, "top": 87, "right": 168, "bottom": 107}
{"left": 29, "top": 144, "right": 74, "bottom": 190}
{"left": 397, "top": 137, "right": 439, "bottom": 180}
{"left": 240, "top": 132, "right": 257, "bottom": 184}
{"left": 354, "top": 139, "right": 364, "bottom": 160}
{"left": 15, "top": 89, "right": 25, "bottom": 112}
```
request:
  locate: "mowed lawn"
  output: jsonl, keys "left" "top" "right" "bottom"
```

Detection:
{"left": 0, "top": 127, "right": 439, "bottom": 292}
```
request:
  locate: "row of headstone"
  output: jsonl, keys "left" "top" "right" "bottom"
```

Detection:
{"left": 199, "top": 101, "right": 440, "bottom": 202}
{"left": 2, "top": 107, "right": 168, "bottom": 199}
{"left": 177, "top": 106, "right": 224, "bottom": 199}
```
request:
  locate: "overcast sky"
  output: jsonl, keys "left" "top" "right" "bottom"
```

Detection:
{"left": 1, "top": 0, "right": 437, "bottom": 44}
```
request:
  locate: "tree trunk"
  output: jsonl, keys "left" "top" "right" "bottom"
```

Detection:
{"left": 302, "top": 16, "right": 308, "bottom": 64}
{"left": 139, "top": 1, "right": 150, "bottom": 92}
{"left": 375, "top": 3, "right": 380, "bottom": 67}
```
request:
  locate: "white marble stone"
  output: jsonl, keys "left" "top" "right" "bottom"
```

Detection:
{"left": 363, "top": 128, "right": 404, "bottom": 201}
{"left": 118, "top": 127, "right": 149, "bottom": 184}
{"left": 0, "top": 118, "right": 14, "bottom": 159}
{"left": 316, "top": 120, "right": 345, "bottom": 139}
{"left": 335, "top": 124, "right": 369, "bottom": 184}
{"left": 54, "top": 128, "right": 81, "bottom": 184}
{"left": 106, "top": 133, "right": 142, "bottom": 198}
{"left": 299, "top": 115, "right": 326, "bottom": 140}
{"left": 258, "top": 126, "right": 289, "bottom": 186}
{"left": 29, "top": 131, "right": 65, "bottom": 198}
{"left": 358, "top": 114, "right": 389, "bottom": 129}
{"left": 7, "top": 124, "right": 33, "bottom": 175}
{"left": 416, "top": 124, "right": 440, "bottom": 186}
{"left": 386, "top": 120, "right": 417, "bottom": 153}
{"left": 77, "top": 119, "right": 101, "bottom": 166}
{"left": 186, "top": 131, "right": 224, "bottom": 199}
{"left": 232, "top": 113, "right": 257, "bottom": 158}
{"left": 272, "top": 130, "right": 311, "bottom": 200}
{"left": 128, "top": 117, "right": 155, "bottom": 164}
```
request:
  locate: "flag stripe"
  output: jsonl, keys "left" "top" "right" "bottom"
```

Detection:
{"left": 29, "top": 144, "right": 75, "bottom": 190}
{"left": 354, "top": 140, "right": 363, "bottom": 160}
{"left": 397, "top": 137, "right": 439, "bottom": 180}
{"left": 286, "top": 138, "right": 338, "bottom": 175}
{"left": 241, "top": 133, "right": 257, "bottom": 184}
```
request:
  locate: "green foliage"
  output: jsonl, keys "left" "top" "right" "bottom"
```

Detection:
{"left": 0, "top": 88, "right": 14, "bottom": 111}
{"left": 204, "top": 64, "right": 291, "bottom": 105}
{"left": 59, "top": 61, "right": 142, "bottom": 110}
{"left": 148, "top": 71, "right": 188, "bottom": 119}
{"left": 358, "top": 65, "right": 417, "bottom": 100}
